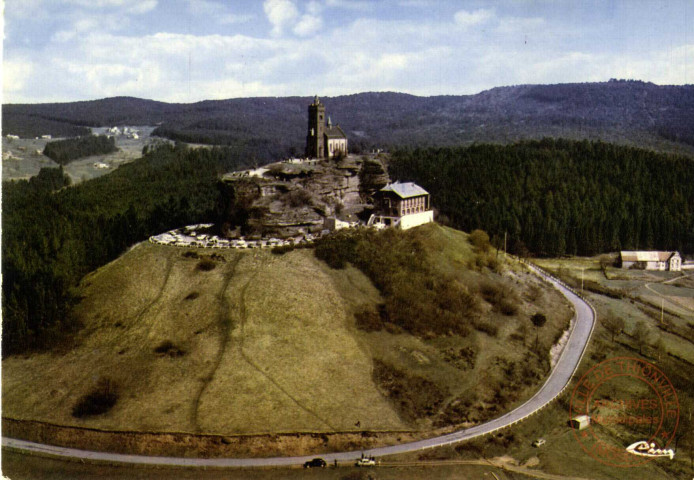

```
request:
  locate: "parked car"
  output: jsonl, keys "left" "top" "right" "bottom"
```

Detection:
{"left": 532, "top": 438, "right": 546, "bottom": 447}
{"left": 303, "top": 458, "right": 327, "bottom": 468}
{"left": 355, "top": 456, "right": 376, "bottom": 467}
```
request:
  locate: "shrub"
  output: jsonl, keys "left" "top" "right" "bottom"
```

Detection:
{"left": 354, "top": 305, "right": 383, "bottom": 332}
{"left": 480, "top": 281, "right": 503, "bottom": 304}
{"left": 499, "top": 299, "right": 518, "bottom": 316}
{"left": 154, "top": 340, "right": 186, "bottom": 357}
{"left": 271, "top": 244, "right": 295, "bottom": 255}
{"left": 469, "top": 229, "right": 491, "bottom": 252}
{"left": 372, "top": 359, "right": 447, "bottom": 420}
{"left": 583, "top": 280, "right": 625, "bottom": 299}
{"left": 480, "top": 280, "right": 519, "bottom": 315}
{"left": 530, "top": 312, "right": 547, "bottom": 328}
{"left": 197, "top": 258, "right": 216, "bottom": 271}
{"left": 486, "top": 254, "right": 502, "bottom": 273}
{"left": 314, "top": 230, "right": 358, "bottom": 269}
{"left": 474, "top": 320, "right": 499, "bottom": 337}
{"left": 510, "top": 323, "right": 528, "bottom": 343}
{"left": 284, "top": 188, "right": 313, "bottom": 208}
{"left": 72, "top": 378, "right": 118, "bottom": 418}
{"left": 184, "top": 291, "right": 199, "bottom": 300}
{"left": 316, "top": 228, "right": 479, "bottom": 337}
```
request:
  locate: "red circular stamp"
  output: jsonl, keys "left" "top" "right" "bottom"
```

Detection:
{"left": 569, "top": 356, "right": 679, "bottom": 467}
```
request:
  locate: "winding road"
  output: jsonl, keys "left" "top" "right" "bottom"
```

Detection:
{"left": 2, "top": 263, "right": 596, "bottom": 467}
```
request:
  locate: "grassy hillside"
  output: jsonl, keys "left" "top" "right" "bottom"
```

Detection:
{"left": 2, "top": 224, "right": 573, "bottom": 454}
{"left": 2, "top": 243, "right": 405, "bottom": 435}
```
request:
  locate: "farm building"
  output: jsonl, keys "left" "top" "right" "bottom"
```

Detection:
{"left": 368, "top": 181, "right": 434, "bottom": 230}
{"left": 570, "top": 415, "right": 590, "bottom": 430}
{"left": 619, "top": 251, "right": 681, "bottom": 271}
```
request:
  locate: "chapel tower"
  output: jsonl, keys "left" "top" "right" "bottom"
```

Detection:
{"left": 306, "top": 95, "right": 326, "bottom": 158}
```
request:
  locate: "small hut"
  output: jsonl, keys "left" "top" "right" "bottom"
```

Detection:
{"left": 570, "top": 415, "right": 590, "bottom": 430}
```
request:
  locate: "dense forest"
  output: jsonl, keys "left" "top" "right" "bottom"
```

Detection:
{"left": 1, "top": 113, "right": 90, "bottom": 138}
{"left": 43, "top": 135, "right": 118, "bottom": 164}
{"left": 1, "top": 144, "right": 251, "bottom": 356}
{"left": 389, "top": 139, "right": 694, "bottom": 257}
{"left": 4, "top": 138, "right": 693, "bottom": 356}
{"left": 4, "top": 81, "right": 694, "bottom": 159}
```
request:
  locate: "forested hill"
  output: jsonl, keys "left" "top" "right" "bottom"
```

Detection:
{"left": 389, "top": 139, "right": 694, "bottom": 257}
{"left": 3, "top": 80, "right": 694, "bottom": 159}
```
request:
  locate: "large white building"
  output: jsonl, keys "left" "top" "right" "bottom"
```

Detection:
{"left": 619, "top": 251, "right": 682, "bottom": 271}
{"left": 368, "top": 181, "right": 434, "bottom": 230}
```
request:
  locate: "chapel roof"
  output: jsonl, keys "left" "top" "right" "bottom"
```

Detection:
{"left": 325, "top": 125, "right": 347, "bottom": 139}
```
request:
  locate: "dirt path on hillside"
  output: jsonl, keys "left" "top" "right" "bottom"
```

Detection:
{"left": 191, "top": 254, "right": 243, "bottom": 432}
{"left": 234, "top": 256, "right": 338, "bottom": 431}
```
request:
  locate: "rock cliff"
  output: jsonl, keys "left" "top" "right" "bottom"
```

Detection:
{"left": 219, "top": 154, "right": 389, "bottom": 240}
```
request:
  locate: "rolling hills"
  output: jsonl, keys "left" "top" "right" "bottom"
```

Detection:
{"left": 4, "top": 80, "right": 694, "bottom": 160}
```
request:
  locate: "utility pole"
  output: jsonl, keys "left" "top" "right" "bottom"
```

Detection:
{"left": 661, "top": 298, "right": 664, "bottom": 324}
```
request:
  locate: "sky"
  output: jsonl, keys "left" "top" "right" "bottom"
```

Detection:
{"left": 2, "top": 0, "right": 693, "bottom": 104}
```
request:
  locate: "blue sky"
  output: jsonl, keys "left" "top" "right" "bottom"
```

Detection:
{"left": 3, "top": 0, "right": 693, "bottom": 103}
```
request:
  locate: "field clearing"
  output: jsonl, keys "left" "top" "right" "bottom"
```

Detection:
{"left": 2, "top": 126, "right": 159, "bottom": 184}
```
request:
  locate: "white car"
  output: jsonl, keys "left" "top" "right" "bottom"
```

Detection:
{"left": 532, "top": 438, "right": 546, "bottom": 447}
{"left": 355, "top": 457, "right": 376, "bottom": 467}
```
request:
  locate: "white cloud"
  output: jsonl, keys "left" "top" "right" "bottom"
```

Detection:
{"left": 51, "top": 9, "right": 133, "bottom": 42}
{"left": 64, "top": 0, "right": 157, "bottom": 14}
{"left": 186, "top": 0, "right": 253, "bottom": 24}
{"left": 264, "top": 0, "right": 299, "bottom": 36}
{"left": 293, "top": 14, "right": 323, "bottom": 36}
{"left": 3, "top": 4, "right": 693, "bottom": 104}
{"left": 453, "top": 8, "right": 494, "bottom": 28}
{"left": 306, "top": 1, "right": 322, "bottom": 15}
{"left": 3, "top": 60, "right": 35, "bottom": 99}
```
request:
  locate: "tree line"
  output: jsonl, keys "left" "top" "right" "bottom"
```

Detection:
{"left": 43, "top": 135, "right": 118, "bottom": 165}
{"left": 2, "top": 143, "right": 250, "bottom": 356}
{"left": 389, "top": 139, "right": 694, "bottom": 257}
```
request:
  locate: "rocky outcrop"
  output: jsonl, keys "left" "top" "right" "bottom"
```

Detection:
{"left": 219, "top": 154, "right": 389, "bottom": 239}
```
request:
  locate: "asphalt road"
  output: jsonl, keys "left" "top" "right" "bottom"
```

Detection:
{"left": 2, "top": 263, "right": 596, "bottom": 467}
